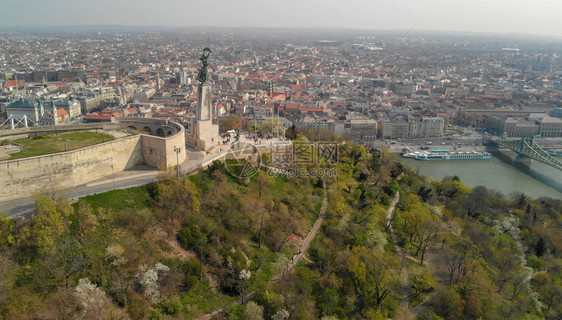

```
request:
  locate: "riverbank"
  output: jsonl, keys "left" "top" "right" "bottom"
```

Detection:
{"left": 397, "top": 149, "right": 562, "bottom": 199}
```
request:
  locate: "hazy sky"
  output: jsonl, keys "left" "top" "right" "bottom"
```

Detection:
{"left": 1, "top": 0, "right": 561, "bottom": 37}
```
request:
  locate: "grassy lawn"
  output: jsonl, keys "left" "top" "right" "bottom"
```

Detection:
{"left": 3, "top": 131, "right": 115, "bottom": 160}
{"left": 180, "top": 285, "right": 238, "bottom": 319}
{"left": 77, "top": 184, "right": 154, "bottom": 212}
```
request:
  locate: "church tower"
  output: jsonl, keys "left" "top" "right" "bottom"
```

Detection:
{"left": 38, "top": 99, "right": 44, "bottom": 117}
{"left": 50, "top": 99, "right": 57, "bottom": 125}
{"left": 156, "top": 72, "right": 162, "bottom": 90}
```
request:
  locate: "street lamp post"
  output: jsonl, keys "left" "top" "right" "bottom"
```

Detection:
{"left": 111, "top": 163, "right": 115, "bottom": 188}
{"left": 173, "top": 146, "right": 181, "bottom": 178}
{"left": 57, "top": 138, "right": 69, "bottom": 151}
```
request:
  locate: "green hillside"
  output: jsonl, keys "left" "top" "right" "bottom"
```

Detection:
{"left": 0, "top": 137, "right": 560, "bottom": 320}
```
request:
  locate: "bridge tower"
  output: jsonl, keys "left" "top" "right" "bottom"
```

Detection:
{"left": 490, "top": 136, "right": 562, "bottom": 171}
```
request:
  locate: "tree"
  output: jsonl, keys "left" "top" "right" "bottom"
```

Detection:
{"left": 334, "top": 161, "right": 357, "bottom": 193}
{"left": 369, "top": 150, "right": 382, "bottom": 174}
{"left": 431, "top": 287, "right": 463, "bottom": 319}
{"left": 138, "top": 262, "right": 170, "bottom": 305}
{"left": 514, "top": 192, "right": 528, "bottom": 209}
{"left": 444, "top": 237, "right": 481, "bottom": 285}
{"left": 410, "top": 266, "right": 436, "bottom": 298}
{"left": 534, "top": 236, "right": 547, "bottom": 257}
{"left": 417, "top": 186, "right": 433, "bottom": 203}
{"left": 398, "top": 194, "right": 430, "bottom": 244}
{"left": 285, "top": 123, "right": 297, "bottom": 140}
{"left": 238, "top": 269, "right": 251, "bottom": 302}
{"left": 155, "top": 176, "right": 200, "bottom": 234}
{"left": 271, "top": 308, "right": 290, "bottom": 320}
{"left": 526, "top": 201, "right": 542, "bottom": 223}
{"left": 345, "top": 246, "right": 400, "bottom": 312}
{"left": 345, "top": 144, "right": 367, "bottom": 166}
{"left": 532, "top": 271, "right": 562, "bottom": 313}
{"left": 415, "top": 218, "right": 440, "bottom": 265}
{"left": 0, "top": 255, "right": 14, "bottom": 309}
{"left": 28, "top": 196, "right": 69, "bottom": 254}
{"left": 491, "top": 246, "right": 521, "bottom": 293}
{"left": 178, "top": 222, "right": 208, "bottom": 255}
{"left": 115, "top": 208, "right": 154, "bottom": 237}
{"left": 259, "top": 117, "right": 286, "bottom": 136}
{"left": 70, "top": 201, "right": 98, "bottom": 237}
{"left": 461, "top": 185, "right": 490, "bottom": 218}
{"left": 244, "top": 301, "right": 265, "bottom": 320}
{"left": 256, "top": 171, "right": 270, "bottom": 199}
{"left": 440, "top": 177, "right": 470, "bottom": 200}
{"left": 74, "top": 278, "right": 111, "bottom": 319}
{"left": 254, "top": 200, "right": 275, "bottom": 251}
{"left": 0, "top": 214, "right": 14, "bottom": 248}
{"left": 43, "top": 234, "right": 90, "bottom": 288}
{"left": 220, "top": 115, "right": 243, "bottom": 132}
{"left": 104, "top": 241, "right": 140, "bottom": 308}
{"left": 510, "top": 267, "right": 532, "bottom": 301}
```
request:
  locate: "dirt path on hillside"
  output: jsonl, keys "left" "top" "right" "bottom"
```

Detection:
{"left": 197, "top": 181, "right": 328, "bottom": 320}
{"left": 271, "top": 181, "right": 328, "bottom": 282}
{"left": 409, "top": 244, "right": 450, "bottom": 316}
{"left": 385, "top": 192, "right": 415, "bottom": 320}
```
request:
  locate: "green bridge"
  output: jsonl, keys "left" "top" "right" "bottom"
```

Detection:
{"left": 489, "top": 137, "right": 562, "bottom": 171}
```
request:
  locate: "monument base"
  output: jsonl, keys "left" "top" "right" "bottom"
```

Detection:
{"left": 187, "top": 119, "right": 220, "bottom": 153}
{"left": 188, "top": 77, "right": 221, "bottom": 153}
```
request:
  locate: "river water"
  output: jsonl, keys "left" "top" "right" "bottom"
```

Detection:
{"left": 398, "top": 150, "right": 562, "bottom": 199}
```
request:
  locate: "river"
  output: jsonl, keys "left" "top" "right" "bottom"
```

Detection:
{"left": 398, "top": 150, "right": 562, "bottom": 199}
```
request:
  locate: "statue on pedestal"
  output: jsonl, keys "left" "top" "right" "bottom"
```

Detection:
{"left": 188, "top": 47, "right": 220, "bottom": 152}
{"left": 196, "top": 47, "right": 213, "bottom": 84}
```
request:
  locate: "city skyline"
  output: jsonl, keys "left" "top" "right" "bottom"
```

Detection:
{"left": 1, "top": 0, "right": 562, "bottom": 38}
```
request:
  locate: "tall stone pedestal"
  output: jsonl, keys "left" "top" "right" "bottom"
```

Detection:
{"left": 187, "top": 83, "right": 220, "bottom": 152}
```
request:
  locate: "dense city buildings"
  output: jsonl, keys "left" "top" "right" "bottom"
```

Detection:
{"left": 0, "top": 24, "right": 561, "bottom": 320}
{"left": 0, "top": 30, "right": 561, "bottom": 141}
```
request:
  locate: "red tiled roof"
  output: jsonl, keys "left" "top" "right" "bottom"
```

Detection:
{"left": 138, "top": 100, "right": 181, "bottom": 105}
{"left": 85, "top": 112, "right": 120, "bottom": 119}
{"left": 3, "top": 80, "right": 25, "bottom": 88}
{"left": 57, "top": 108, "right": 68, "bottom": 117}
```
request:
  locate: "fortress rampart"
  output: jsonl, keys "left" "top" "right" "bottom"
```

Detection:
{"left": 0, "top": 118, "right": 186, "bottom": 201}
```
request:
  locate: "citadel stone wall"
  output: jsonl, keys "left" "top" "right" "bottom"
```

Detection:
{"left": 0, "top": 119, "right": 187, "bottom": 202}
{"left": 0, "top": 122, "right": 121, "bottom": 140}
{"left": 140, "top": 125, "right": 186, "bottom": 168}
{"left": 0, "top": 135, "right": 143, "bottom": 201}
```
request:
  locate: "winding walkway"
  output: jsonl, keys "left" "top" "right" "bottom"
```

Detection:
{"left": 385, "top": 192, "right": 415, "bottom": 320}
{"left": 197, "top": 181, "right": 328, "bottom": 320}
{"left": 273, "top": 180, "right": 328, "bottom": 281}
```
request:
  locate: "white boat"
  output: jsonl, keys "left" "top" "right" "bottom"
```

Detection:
{"left": 403, "top": 151, "right": 492, "bottom": 160}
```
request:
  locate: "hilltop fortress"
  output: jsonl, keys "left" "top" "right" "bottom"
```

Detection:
{"left": 0, "top": 118, "right": 186, "bottom": 201}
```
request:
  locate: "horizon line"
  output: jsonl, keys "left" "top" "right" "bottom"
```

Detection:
{"left": 0, "top": 24, "right": 561, "bottom": 40}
